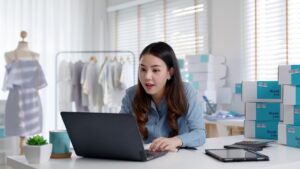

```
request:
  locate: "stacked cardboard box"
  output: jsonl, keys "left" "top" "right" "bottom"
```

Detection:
{"left": 278, "top": 65, "right": 300, "bottom": 148}
{"left": 179, "top": 54, "right": 227, "bottom": 104}
{"left": 242, "top": 81, "right": 282, "bottom": 140}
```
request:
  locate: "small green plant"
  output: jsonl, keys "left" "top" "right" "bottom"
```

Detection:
{"left": 26, "top": 135, "right": 48, "bottom": 145}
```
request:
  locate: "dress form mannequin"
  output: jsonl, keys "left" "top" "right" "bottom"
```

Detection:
{"left": 5, "top": 31, "right": 39, "bottom": 64}
{"left": 4, "top": 31, "right": 39, "bottom": 155}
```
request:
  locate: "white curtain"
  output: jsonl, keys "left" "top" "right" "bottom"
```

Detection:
{"left": 0, "top": 0, "right": 107, "bottom": 136}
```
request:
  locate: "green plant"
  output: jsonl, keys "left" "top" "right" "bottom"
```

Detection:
{"left": 26, "top": 135, "right": 48, "bottom": 145}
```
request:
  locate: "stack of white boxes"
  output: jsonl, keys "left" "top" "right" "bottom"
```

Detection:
{"left": 242, "top": 81, "right": 282, "bottom": 140}
{"left": 179, "top": 54, "right": 227, "bottom": 103}
{"left": 181, "top": 54, "right": 215, "bottom": 102}
{"left": 278, "top": 65, "right": 300, "bottom": 148}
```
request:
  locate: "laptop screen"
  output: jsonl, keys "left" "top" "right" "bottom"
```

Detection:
{"left": 61, "top": 112, "right": 148, "bottom": 161}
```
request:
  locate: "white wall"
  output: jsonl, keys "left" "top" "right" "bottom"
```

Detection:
{"left": 210, "top": 0, "right": 242, "bottom": 86}
{"left": 210, "top": 0, "right": 243, "bottom": 113}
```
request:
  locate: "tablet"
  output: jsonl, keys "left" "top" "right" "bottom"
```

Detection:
{"left": 205, "top": 149, "right": 269, "bottom": 162}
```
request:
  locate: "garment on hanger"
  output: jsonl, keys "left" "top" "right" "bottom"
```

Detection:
{"left": 84, "top": 61, "right": 101, "bottom": 112}
{"left": 71, "top": 60, "right": 88, "bottom": 112}
{"left": 58, "top": 60, "right": 72, "bottom": 111}
{"left": 80, "top": 62, "right": 89, "bottom": 108}
{"left": 112, "top": 61, "right": 122, "bottom": 89}
{"left": 2, "top": 56, "right": 47, "bottom": 136}
{"left": 97, "top": 57, "right": 133, "bottom": 112}
{"left": 120, "top": 60, "right": 134, "bottom": 89}
{"left": 98, "top": 59, "right": 115, "bottom": 106}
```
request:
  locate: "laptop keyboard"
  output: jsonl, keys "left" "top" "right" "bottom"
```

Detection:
{"left": 145, "top": 150, "right": 167, "bottom": 160}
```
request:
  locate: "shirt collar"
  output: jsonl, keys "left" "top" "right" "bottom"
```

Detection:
{"left": 150, "top": 97, "right": 167, "bottom": 112}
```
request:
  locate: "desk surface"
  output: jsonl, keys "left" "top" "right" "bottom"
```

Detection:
{"left": 7, "top": 135, "right": 300, "bottom": 169}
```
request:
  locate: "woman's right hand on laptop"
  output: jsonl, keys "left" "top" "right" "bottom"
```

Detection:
{"left": 149, "top": 137, "right": 183, "bottom": 152}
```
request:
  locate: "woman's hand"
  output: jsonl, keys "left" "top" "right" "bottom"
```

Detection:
{"left": 149, "top": 136, "right": 183, "bottom": 152}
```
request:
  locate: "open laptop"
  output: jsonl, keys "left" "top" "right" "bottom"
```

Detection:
{"left": 61, "top": 112, "right": 167, "bottom": 161}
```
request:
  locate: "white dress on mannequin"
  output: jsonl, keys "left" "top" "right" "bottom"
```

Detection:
{"left": 2, "top": 41, "right": 47, "bottom": 136}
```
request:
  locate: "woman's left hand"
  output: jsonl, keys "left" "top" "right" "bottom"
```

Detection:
{"left": 149, "top": 136, "right": 183, "bottom": 152}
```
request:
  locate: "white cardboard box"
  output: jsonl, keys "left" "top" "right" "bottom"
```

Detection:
{"left": 283, "top": 85, "right": 300, "bottom": 105}
{"left": 278, "top": 122, "right": 286, "bottom": 145}
{"left": 244, "top": 120, "right": 278, "bottom": 140}
{"left": 245, "top": 102, "right": 282, "bottom": 121}
{"left": 190, "top": 72, "right": 213, "bottom": 81}
{"left": 278, "top": 65, "right": 300, "bottom": 85}
{"left": 242, "top": 81, "right": 282, "bottom": 102}
{"left": 278, "top": 122, "right": 300, "bottom": 148}
{"left": 185, "top": 54, "right": 212, "bottom": 64}
{"left": 185, "top": 63, "right": 213, "bottom": 73}
{"left": 283, "top": 105, "right": 300, "bottom": 125}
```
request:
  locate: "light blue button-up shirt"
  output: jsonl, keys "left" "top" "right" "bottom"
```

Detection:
{"left": 120, "top": 82, "right": 206, "bottom": 147}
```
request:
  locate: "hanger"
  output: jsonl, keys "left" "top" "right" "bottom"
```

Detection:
{"left": 90, "top": 56, "right": 97, "bottom": 62}
{"left": 113, "top": 56, "right": 118, "bottom": 62}
{"left": 126, "top": 55, "right": 131, "bottom": 63}
{"left": 119, "top": 56, "right": 125, "bottom": 63}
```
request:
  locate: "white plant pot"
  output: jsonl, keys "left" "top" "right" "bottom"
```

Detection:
{"left": 24, "top": 144, "right": 52, "bottom": 164}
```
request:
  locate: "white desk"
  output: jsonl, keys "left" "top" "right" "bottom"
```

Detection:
{"left": 7, "top": 135, "right": 300, "bottom": 169}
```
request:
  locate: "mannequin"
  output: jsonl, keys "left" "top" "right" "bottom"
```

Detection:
{"left": 3, "top": 31, "right": 46, "bottom": 155}
{"left": 5, "top": 31, "right": 39, "bottom": 63}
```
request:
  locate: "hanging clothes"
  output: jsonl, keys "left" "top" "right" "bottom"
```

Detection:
{"left": 98, "top": 58, "right": 132, "bottom": 112}
{"left": 109, "top": 60, "right": 124, "bottom": 110}
{"left": 84, "top": 61, "right": 101, "bottom": 112}
{"left": 2, "top": 59, "right": 47, "bottom": 136}
{"left": 96, "top": 58, "right": 109, "bottom": 111}
{"left": 120, "top": 61, "right": 134, "bottom": 89}
{"left": 98, "top": 60, "right": 114, "bottom": 106}
{"left": 58, "top": 60, "right": 72, "bottom": 111}
{"left": 80, "top": 62, "right": 89, "bottom": 108}
{"left": 71, "top": 60, "right": 88, "bottom": 112}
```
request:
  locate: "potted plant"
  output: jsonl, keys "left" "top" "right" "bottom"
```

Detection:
{"left": 24, "top": 135, "right": 52, "bottom": 164}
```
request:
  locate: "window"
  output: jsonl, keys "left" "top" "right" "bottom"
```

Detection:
{"left": 243, "top": 0, "right": 300, "bottom": 81}
{"left": 116, "top": 7, "right": 138, "bottom": 57}
{"left": 109, "top": 0, "right": 208, "bottom": 60}
{"left": 140, "top": 0, "right": 164, "bottom": 51}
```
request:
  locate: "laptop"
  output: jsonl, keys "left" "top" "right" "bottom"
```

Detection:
{"left": 61, "top": 112, "right": 167, "bottom": 161}
{"left": 205, "top": 149, "right": 269, "bottom": 162}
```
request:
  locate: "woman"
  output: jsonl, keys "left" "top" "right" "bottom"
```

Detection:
{"left": 120, "top": 42, "right": 205, "bottom": 152}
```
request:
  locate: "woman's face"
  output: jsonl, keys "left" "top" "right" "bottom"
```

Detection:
{"left": 139, "top": 54, "right": 172, "bottom": 101}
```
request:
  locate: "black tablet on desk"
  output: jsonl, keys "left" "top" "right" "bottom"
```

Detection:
{"left": 205, "top": 149, "right": 269, "bottom": 162}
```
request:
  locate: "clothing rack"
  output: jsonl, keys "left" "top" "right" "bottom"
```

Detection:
{"left": 54, "top": 50, "right": 136, "bottom": 129}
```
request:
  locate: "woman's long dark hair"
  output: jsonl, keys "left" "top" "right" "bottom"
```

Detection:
{"left": 132, "top": 42, "right": 188, "bottom": 139}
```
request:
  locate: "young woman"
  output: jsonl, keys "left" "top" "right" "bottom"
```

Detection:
{"left": 120, "top": 42, "right": 205, "bottom": 152}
